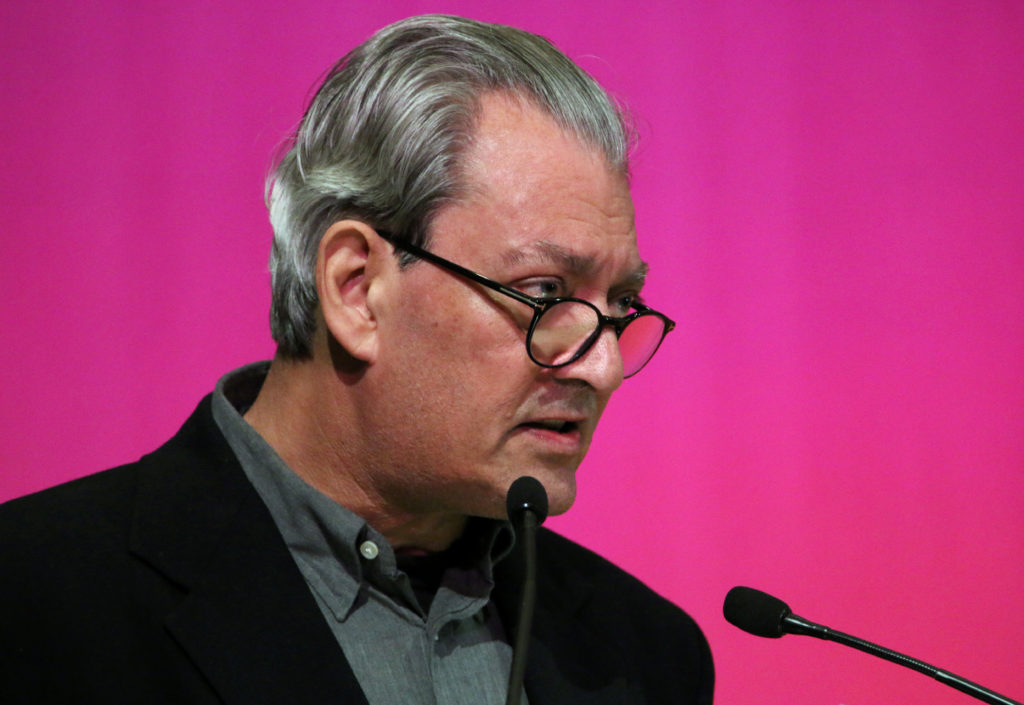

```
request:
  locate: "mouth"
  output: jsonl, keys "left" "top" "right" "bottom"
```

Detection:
{"left": 519, "top": 419, "right": 580, "bottom": 435}
{"left": 512, "top": 417, "right": 586, "bottom": 454}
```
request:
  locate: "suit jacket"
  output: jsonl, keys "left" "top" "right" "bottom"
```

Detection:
{"left": 1, "top": 396, "right": 713, "bottom": 704}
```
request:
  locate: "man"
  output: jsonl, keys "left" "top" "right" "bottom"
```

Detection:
{"left": 1, "top": 15, "right": 713, "bottom": 704}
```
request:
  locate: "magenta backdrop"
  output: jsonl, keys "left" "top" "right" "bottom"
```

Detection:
{"left": 2, "top": 2, "right": 1022, "bottom": 703}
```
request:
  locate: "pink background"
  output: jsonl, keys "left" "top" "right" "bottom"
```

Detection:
{"left": 3, "top": 2, "right": 1022, "bottom": 703}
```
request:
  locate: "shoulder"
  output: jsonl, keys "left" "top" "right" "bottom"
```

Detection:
{"left": 1, "top": 395, "right": 214, "bottom": 535}
{"left": 533, "top": 528, "right": 714, "bottom": 701}
{"left": 0, "top": 459, "right": 151, "bottom": 684}
{"left": 0, "top": 462, "right": 142, "bottom": 562}
{"left": 0, "top": 394, "right": 246, "bottom": 699}
{"left": 535, "top": 528, "right": 704, "bottom": 632}
{"left": 0, "top": 394, "right": 222, "bottom": 585}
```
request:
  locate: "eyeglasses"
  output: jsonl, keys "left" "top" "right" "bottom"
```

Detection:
{"left": 378, "top": 232, "right": 675, "bottom": 378}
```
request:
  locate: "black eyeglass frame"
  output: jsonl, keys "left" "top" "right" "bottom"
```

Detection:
{"left": 377, "top": 231, "right": 676, "bottom": 378}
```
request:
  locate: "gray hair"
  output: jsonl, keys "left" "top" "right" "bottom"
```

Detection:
{"left": 266, "top": 14, "right": 632, "bottom": 358}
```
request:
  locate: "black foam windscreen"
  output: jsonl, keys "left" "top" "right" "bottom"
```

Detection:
{"left": 723, "top": 586, "right": 791, "bottom": 638}
{"left": 505, "top": 476, "right": 549, "bottom": 525}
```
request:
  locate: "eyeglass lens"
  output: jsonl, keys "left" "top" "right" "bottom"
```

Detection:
{"left": 617, "top": 313, "right": 668, "bottom": 376}
{"left": 529, "top": 301, "right": 666, "bottom": 377}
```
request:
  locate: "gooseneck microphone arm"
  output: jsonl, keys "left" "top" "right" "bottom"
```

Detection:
{"left": 724, "top": 586, "right": 1022, "bottom": 705}
{"left": 504, "top": 477, "right": 549, "bottom": 705}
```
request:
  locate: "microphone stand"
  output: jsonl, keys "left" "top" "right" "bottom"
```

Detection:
{"left": 782, "top": 613, "right": 1022, "bottom": 705}
{"left": 504, "top": 476, "right": 548, "bottom": 705}
{"left": 505, "top": 507, "right": 538, "bottom": 705}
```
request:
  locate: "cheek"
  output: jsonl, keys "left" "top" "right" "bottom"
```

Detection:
{"left": 406, "top": 288, "right": 528, "bottom": 371}
{"left": 382, "top": 274, "right": 537, "bottom": 421}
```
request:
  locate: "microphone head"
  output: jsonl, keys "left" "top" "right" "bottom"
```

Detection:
{"left": 723, "top": 586, "right": 792, "bottom": 638}
{"left": 505, "top": 476, "right": 549, "bottom": 526}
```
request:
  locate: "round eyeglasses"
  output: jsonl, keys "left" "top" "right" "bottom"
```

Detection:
{"left": 378, "top": 232, "right": 675, "bottom": 378}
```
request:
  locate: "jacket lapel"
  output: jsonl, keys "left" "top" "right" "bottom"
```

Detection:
{"left": 128, "top": 397, "right": 368, "bottom": 705}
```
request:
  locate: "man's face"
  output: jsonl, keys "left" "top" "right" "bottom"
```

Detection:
{"left": 362, "top": 93, "right": 645, "bottom": 522}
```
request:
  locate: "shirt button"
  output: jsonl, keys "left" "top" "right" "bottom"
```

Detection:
{"left": 359, "top": 540, "right": 379, "bottom": 560}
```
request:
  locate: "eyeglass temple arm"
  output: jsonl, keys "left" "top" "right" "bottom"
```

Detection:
{"left": 632, "top": 301, "right": 676, "bottom": 331}
{"left": 377, "top": 231, "right": 543, "bottom": 310}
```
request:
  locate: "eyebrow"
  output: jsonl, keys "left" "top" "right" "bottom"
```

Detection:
{"left": 500, "top": 240, "right": 650, "bottom": 288}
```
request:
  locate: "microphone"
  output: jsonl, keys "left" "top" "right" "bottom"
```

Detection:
{"left": 724, "top": 586, "right": 1021, "bottom": 705}
{"left": 504, "top": 476, "right": 548, "bottom": 705}
{"left": 506, "top": 475, "right": 549, "bottom": 527}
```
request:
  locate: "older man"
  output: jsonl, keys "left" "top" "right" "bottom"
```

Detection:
{"left": 1, "top": 15, "right": 713, "bottom": 704}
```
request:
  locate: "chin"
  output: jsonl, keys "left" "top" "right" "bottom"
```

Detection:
{"left": 544, "top": 491, "right": 576, "bottom": 517}
{"left": 479, "top": 469, "right": 576, "bottom": 521}
{"left": 533, "top": 470, "right": 577, "bottom": 518}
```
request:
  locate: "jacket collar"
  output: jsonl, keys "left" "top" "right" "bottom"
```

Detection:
{"left": 128, "top": 396, "right": 368, "bottom": 705}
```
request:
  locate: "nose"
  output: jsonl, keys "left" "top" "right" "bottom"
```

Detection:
{"left": 553, "top": 324, "right": 624, "bottom": 394}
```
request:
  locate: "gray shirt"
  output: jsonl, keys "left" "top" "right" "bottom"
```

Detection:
{"left": 211, "top": 362, "right": 524, "bottom": 705}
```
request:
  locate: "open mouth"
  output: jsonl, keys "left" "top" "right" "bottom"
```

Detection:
{"left": 520, "top": 419, "right": 579, "bottom": 435}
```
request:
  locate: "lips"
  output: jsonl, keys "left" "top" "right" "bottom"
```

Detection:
{"left": 512, "top": 390, "right": 597, "bottom": 453}
{"left": 512, "top": 415, "right": 588, "bottom": 454}
{"left": 520, "top": 418, "right": 579, "bottom": 434}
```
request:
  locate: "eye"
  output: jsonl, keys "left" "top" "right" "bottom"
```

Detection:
{"left": 610, "top": 292, "right": 637, "bottom": 316}
{"left": 516, "top": 278, "right": 565, "bottom": 299}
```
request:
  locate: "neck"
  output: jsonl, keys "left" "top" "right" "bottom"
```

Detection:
{"left": 243, "top": 351, "right": 467, "bottom": 552}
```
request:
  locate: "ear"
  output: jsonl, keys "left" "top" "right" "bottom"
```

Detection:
{"left": 315, "top": 220, "right": 390, "bottom": 364}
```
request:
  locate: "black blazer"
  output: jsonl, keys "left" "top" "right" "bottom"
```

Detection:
{"left": 1, "top": 397, "right": 713, "bottom": 704}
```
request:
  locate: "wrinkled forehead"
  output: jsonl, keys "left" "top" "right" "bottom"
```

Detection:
{"left": 499, "top": 239, "right": 649, "bottom": 288}
{"left": 429, "top": 95, "right": 643, "bottom": 284}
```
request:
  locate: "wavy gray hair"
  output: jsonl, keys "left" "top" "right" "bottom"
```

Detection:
{"left": 266, "top": 14, "right": 632, "bottom": 358}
